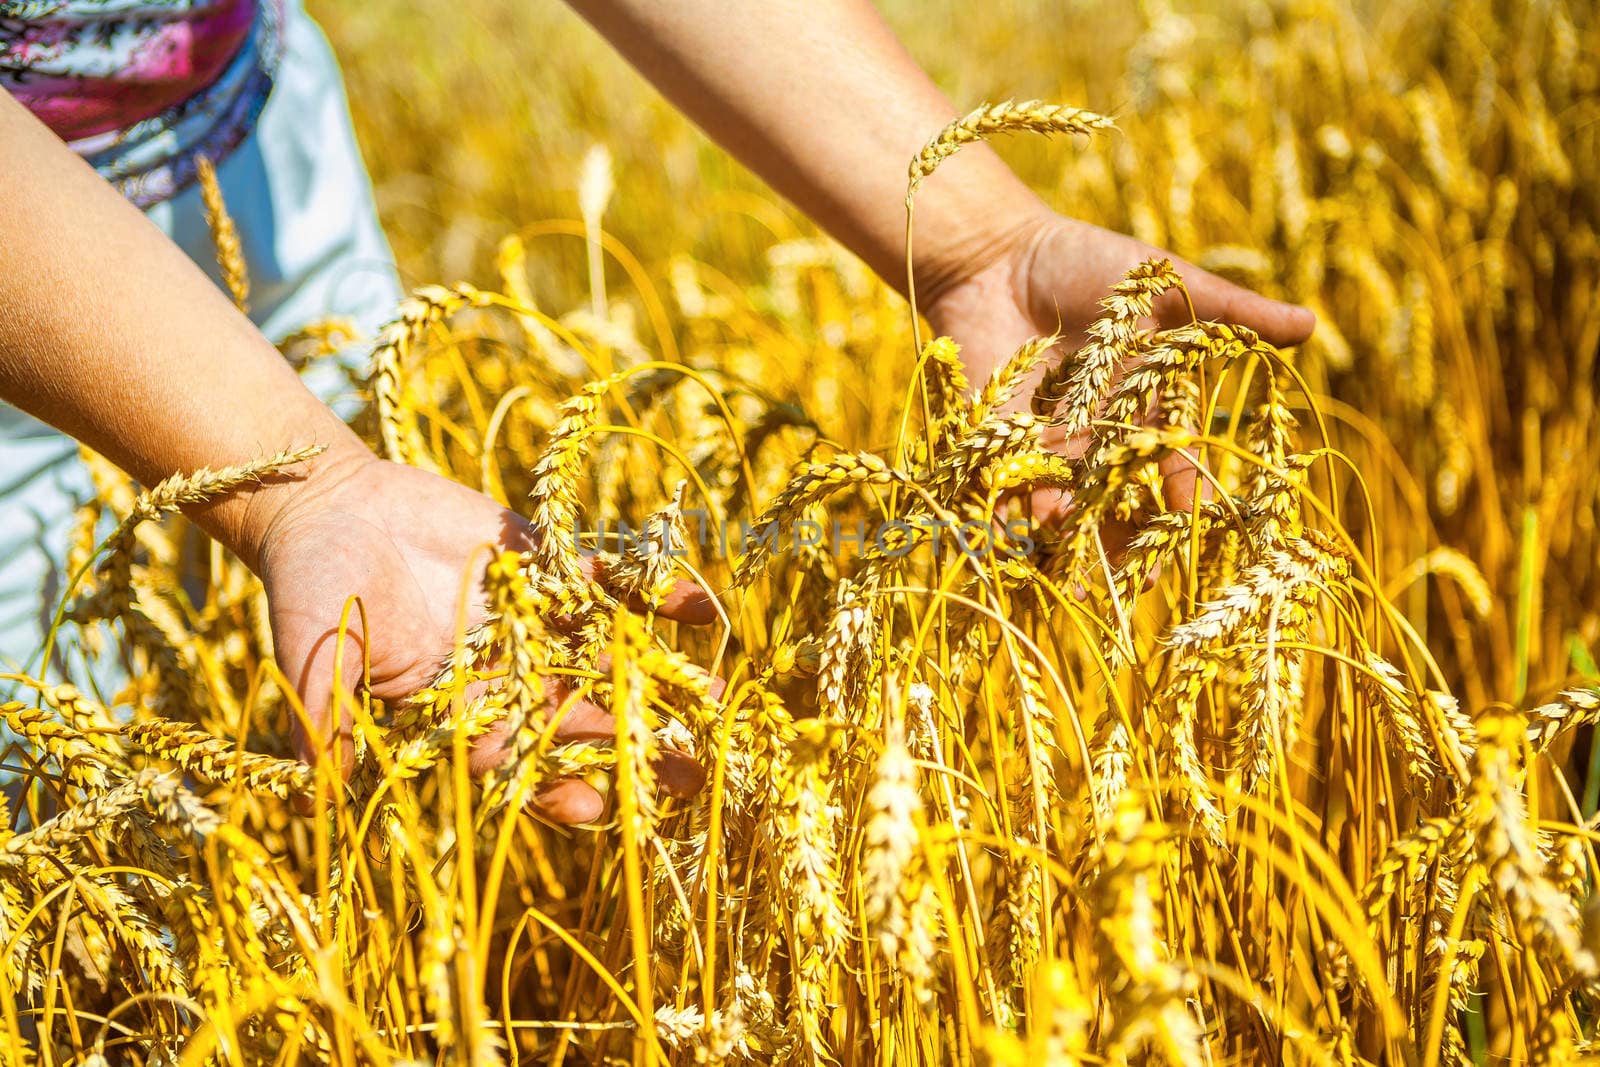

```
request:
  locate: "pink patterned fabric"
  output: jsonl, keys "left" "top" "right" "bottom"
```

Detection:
{"left": 1, "top": 0, "right": 283, "bottom": 206}
{"left": 4, "top": 0, "right": 255, "bottom": 139}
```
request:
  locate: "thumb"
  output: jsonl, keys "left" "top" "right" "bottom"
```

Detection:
{"left": 1166, "top": 264, "right": 1316, "bottom": 349}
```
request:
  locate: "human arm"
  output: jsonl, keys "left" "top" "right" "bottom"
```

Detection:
{"left": 567, "top": 0, "right": 1313, "bottom": 334}
{"left": 0, "top": 91, "right": 710, "bottom": 819}
{"left": 565, "top": 0, "right": 1315, "bottom": 511}
{"left": 0, "top": 89, "right": 363, "bottom": 567}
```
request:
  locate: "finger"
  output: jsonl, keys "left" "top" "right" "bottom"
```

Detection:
{"left": 530, "top": 778, "right": 606, "bottom": 824}
{"left": 1096, "top": 515, "right": 1140, "bottom": 572}
{"left": 1061, "top": 513, "right": 1141, "bottom": 602}
{"left": 466, "top": 689, "right": 710, "bottom": 800}
{"left": 1026, "top": 486, "right": 1074, "bottom": 528}
{"left": 1160, "top": 263, "right": 1315, "bottom": 348}
{"left": 511, "top": 752, "right": 702, "bottom": 821}
{"left": 653, "top": 578, "right": 718, "bottom": 625}
{"left": 1039, "top": 420, "right": 1093, "bottom": 463}
{"left": 580, "top": 556, "right": 718, "bottom": 626}
{"left": 657, "top": 747, "right": 708, "bottom": 798}
{"left": 541, "top": 691, "right": 709, "bottom": 800}
{"left": 1158, "top": 447, "right": 1202, "bottom": 515}
{"left": 464, "top": 691, "right": 614, "bottom": 775}
{"left": 1143, "top": 560, "right": 1163, "bottom": 593}
{"left": 1159, "top": 442, "right": 1218, "bottom": 550}
{"left": 281, "top": 619, "right": 365, "bottom": 815}
{"left": 504, "top": 508, "right": 718, "bottom": 627}
{"left": 466, "top": 695, "right": 609, "bottom": 825}
{"left": 465, "top": 715, "right": 516, "bottom": 777}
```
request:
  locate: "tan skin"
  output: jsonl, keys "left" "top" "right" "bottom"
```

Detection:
{"left": 255, "top": 456, "right": 715, "bottom": 822}
{"left": 0, "top": 0, "right": 1312, "bottom": 824}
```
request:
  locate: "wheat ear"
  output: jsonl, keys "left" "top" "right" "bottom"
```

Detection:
{"left": 69, "top": 446, "right": 323, "bottom": 626}
{"left": 907, "top": 101, "right": 1113, "bottom": 200}
{"left": 195, "top": 155, "right": 250, "bottom": 312}
{"left": 122, "top": 720, "right": 311, "bottom": 799}
{"left": 368, "top": 283, "right": 492, "bottom": 464}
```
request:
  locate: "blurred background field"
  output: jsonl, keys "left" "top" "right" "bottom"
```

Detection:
{"left": 315, "top": 0, "right": 1120, "bottom": 288}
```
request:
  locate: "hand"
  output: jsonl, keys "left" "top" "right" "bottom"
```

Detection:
{"left": 249, "top": 446, "right": 716, "bottom": 823}
{"left": 922, "top": 209, "right": 1315, "bottom": 526}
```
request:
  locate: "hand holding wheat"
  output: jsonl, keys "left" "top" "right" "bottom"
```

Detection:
{"left": 253, "top": 447, "right": 716, "bottom": 822}
{"left": 922, "top": 210, "right": 1316, "bottom": 526}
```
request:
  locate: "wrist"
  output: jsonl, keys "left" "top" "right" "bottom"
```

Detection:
{"left": 191, "top": 429, "right": 376, "bottom": 574}
{"left": 909, "top": 173, "right": 1050, "bottom": 310}
{"left": 921, "top": 203, "right": 1060, "bottom": 333}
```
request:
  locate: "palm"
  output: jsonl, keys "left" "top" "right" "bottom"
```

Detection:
{"left": 262, "top": 464, "right": 499, "bottom": 723}
{"left": 927, "top": 215, "right": 1313, "bottom": 382}
{"left": 256, "top": 459, "right": 711, "bottom": 822}
{"left": 924, "top": 213, "right": 1315, "bottom": 524}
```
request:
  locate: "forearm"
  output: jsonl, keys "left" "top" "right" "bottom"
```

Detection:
{"left": 565, "top": 0, "right": 1049, "bottom": 299}
{"left": 0, "top": 90, "right": 367, "bottom": 570}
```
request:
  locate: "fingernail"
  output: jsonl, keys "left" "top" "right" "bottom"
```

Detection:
{"left": 534, "top": 781, "right": 606, "bottom": 825}
{"left": 656, "top": 747, "right": 708, "bottom": 799}
{"left": 566, "top": 789, "right": 606, "bottom": 824}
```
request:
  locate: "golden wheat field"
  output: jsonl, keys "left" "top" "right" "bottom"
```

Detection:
{"left": 4, "top": 0, "right": 1600, "bottom": 1063}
